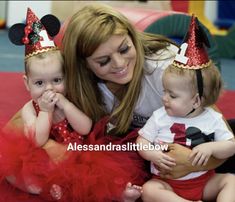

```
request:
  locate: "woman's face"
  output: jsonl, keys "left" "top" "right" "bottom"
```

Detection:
{"left": 86, "top": 34, "right": 137, "bottom": 86}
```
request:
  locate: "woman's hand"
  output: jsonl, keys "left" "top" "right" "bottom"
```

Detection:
{"left": 158, "top": 143, "right": 192, "bottom": 179}
{"left": 152, "top": 151, "right": 176, "bottom": 171}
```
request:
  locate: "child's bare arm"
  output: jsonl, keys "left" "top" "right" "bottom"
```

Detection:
{"left": 55, "top": 93, "right": 92, "bottom": 135}
{"left": 212, "top": 138, "right": 235, "bottom": 158}
{"left": 190, "top": 139, "right": 235, "bottom": 164}
{"left": 188, "top": 139, "right": 235, "bottom": 166}
{"left": 136, "top": 136, "right": 159, "bottom": 161}
{"left": 21, "top": 101, "right": 52, "bottom": 147}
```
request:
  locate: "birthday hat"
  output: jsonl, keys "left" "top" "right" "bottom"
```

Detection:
{"left": 173, "top": 15, "right": 211, "bottom": 70}
{"left": 8, "top": 8, "right": 60, "bottom": 59}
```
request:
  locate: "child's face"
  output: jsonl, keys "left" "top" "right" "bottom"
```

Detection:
{"left": 162, "top": 73, "right": 197, "bottom": 117}
{"left": 24, "top": 54, "right": 65, "bottom": 103}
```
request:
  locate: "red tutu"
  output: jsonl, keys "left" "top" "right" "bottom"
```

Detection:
{"left": 0, "top": 117, "right": 150, "bottom": 202}
{"left": 0, "top": 130, "right": 53, "bottom": 202}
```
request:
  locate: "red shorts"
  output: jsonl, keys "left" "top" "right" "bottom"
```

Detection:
{"left": 153, "top": 170, "right": 215, "bottom": 200}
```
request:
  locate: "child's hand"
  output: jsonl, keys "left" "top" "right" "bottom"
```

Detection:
{"left": 189, "top": 143, "right": 213, "bottom": 166}
{"left": 152, "top": 151, "right": 176, "bottom": 171}
{"left": 38, "top": 90, "right": 57, "bottom": 112}
{"left": 55, "top": 93, "right": 69, "bottom": 110}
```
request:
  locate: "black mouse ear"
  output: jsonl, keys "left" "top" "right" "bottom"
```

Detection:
{"left": 40, "top": 14, "right": 60, "bottom": 37}
{"left": 8, "top": 23, "right": 26, "bottom": 45}
{"left": 197, "top": 18, "right": 211, "bottom": 48}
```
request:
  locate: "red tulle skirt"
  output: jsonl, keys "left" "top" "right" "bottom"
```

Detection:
{"left": 0, "top": 117, "right": 150, "bottom": 202}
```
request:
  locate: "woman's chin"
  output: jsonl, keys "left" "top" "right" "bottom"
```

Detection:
{"left": 113, "top": 73, "right": 133, "bottom": 85}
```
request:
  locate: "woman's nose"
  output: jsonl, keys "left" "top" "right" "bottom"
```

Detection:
{"left": 111, "top": 54, "right": 125, "bottom": 69}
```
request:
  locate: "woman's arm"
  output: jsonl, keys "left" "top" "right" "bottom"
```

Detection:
{"left": 136, "top": 136, "right": 225, "bottom": 179}
{"left": 160, "top": 105, "right": 235, "bottom": 179}
{"left": 159, "top": 143, "right": 226, "bottom": 179}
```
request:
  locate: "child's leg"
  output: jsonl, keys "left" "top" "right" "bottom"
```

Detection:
{"left": 6, "top": 175, "right": 41, "bottom": 194}
{"left": 203, "top": 173, "right": 235, "bottom": 202}
{"left": 6, "top": 175, "right": 62, "bottom": 200}
{"left": 141, "top": 179, "right": 201, "bottom": 202}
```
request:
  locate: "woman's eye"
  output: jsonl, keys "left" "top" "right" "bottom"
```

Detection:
{"left": 99, "top": 58, "right": 110, "bottom": 67}
{"left": 35, "top": 81, "right": 43, "bottom": 86}
{"left": 120, "top": 45, "right": 130, "bottom": 54}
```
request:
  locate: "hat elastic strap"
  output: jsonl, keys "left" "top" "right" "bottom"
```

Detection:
{"left": 196, "top": 69, "right": 203, "bottom": 99}
{"left": 185, "top": 70, "right": 203, "bottom": 117}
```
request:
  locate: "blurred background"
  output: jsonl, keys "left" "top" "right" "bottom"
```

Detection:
{"left": 0, "top": 0, "right": 235, "bottom": 126}
{"left": 1, "top": 1, "right": 235, "bottom": 84}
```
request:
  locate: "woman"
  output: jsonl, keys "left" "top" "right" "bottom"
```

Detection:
{"left": 62, "top": 2, "right": 227, "bottom": 172}
{"left": 3, "top": 3, "right": 233, "bottom": 202}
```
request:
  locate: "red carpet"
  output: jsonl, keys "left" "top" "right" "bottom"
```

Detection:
{"left": 216, "top": 90, "right": 235, "bottom": 120}
{"left": 0, "top": 72, "right": 41, "bottom": 200}
{"left": 0, "top": 72, "right": 235, "bottom": 129}
{"left": 0, "top": 72, "right": 30, "bottom": 129}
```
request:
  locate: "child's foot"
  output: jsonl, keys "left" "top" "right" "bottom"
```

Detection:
{"left": 50, "top": 184, "right": 62, "bottom": 200}
{"left": 123, "top": 182, "right": 143, "bottom": 202}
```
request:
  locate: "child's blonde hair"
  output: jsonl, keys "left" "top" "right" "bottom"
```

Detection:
{"left": 24, "top": 50, "right": 64, "bottom": 75}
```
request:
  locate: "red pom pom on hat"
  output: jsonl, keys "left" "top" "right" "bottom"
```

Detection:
{"left": 173, "top": 15, "right": 211, "bottom": 70}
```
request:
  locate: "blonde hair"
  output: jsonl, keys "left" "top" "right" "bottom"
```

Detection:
{"left": 63, "top": 3, "right": 172, "bottom": 134}
{"left": 164, "top": 63, "right": 223, "bottom": 107}
{"left": 25, "top": 50, "right": 64, "bottom": 75}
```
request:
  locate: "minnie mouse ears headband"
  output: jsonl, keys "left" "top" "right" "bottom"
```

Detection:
{"left": 8, "top": 8, "right": 60, "bottom": 59}
{"left": 172, "top": 15, "right": 212, "bottom": 99}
